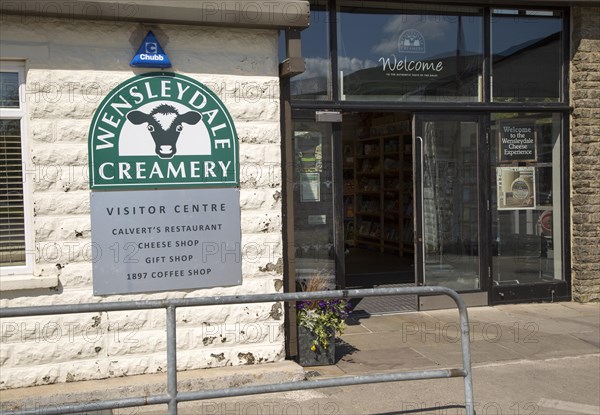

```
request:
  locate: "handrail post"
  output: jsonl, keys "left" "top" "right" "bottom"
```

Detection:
{"left": 166, "top": 305, "right": 178, "bottom": 415}
{"left": 449, "top": 289, "right": 475, "bottom": 415}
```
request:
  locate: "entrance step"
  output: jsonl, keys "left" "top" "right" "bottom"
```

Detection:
{"left": 0, "top": 361, "right": 305, "bottom": 413}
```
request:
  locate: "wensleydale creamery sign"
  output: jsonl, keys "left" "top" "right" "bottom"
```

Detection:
{"left": 88, "top": 73, "right": 242, "bottom": 295}
{"left": 88, "top": 73, "right": 238, "bottom": 189}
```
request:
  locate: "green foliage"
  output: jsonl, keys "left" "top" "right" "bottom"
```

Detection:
{"left": 297, "top": 298, "right": 350, "bottom": 351}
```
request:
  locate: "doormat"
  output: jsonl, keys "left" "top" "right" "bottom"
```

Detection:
{"left": 350, "top": 283, "right": 417, "bottom": 315}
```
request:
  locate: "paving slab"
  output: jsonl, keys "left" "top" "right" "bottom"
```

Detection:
{"left": 348, "top": 312, "right": 441, "bottom": 334}
{"left": 521, "top": 316, "right": 599, "bottom": 336}
{"left": 415, "top": 338, "right": 525, "bottom": 367}
{"left": 336, "top": 346, "right": 438, "bottom": 374}
{"left": 345, "top": 320, "right": 542, "bottom": 348}
{"left": 343, "top": 321, "right": 373, "bottom": 335}
{"left": 459, "top": 307, "right": 530, "bottom": 324}
{"left": 421, "top": 309, "right": 463, "bottom": 324}
{"left": 571, "top": 330, "right": 600, "bottom": 348}
{"left": 494, "top": 332, "right": 600, "bottom": 360}
{"left": 496, "top": 302, "right": 594, "bottom": 318}
{"left": 558, "top": 301, "right": 600, "bottom": 315}
{"left": 340, "top": 328, "right": 459, "bottom": 351}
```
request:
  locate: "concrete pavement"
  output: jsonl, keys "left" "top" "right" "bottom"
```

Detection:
{"left": 309, "top": 301, "right": 600, "bottom": 414}
{"left": 174, "top": 301, "right": 600, "bottom": 414}
{"left": 1, "top": 301, "right": 599, "bottom": 414}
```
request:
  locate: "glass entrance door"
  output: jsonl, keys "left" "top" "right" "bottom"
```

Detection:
{"left": 414, "top": 114, "right": 486, "bottom": 293}
{"left": 291, "top": 115, "right": 343, "bottom": 290}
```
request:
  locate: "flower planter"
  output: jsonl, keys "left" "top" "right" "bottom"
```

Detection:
{"left": 297, "top": 325, "right": 335, "bottom": 366}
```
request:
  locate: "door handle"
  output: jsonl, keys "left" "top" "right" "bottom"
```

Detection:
{"left": 415, "top": 135, "right": 426, "bottom": 284}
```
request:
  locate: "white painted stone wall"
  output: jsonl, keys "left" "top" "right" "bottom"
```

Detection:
{"left": 0, "top": 15, "right": 285, "bottom": 389}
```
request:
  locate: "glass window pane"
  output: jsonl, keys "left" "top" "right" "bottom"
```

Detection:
{"left": 291, "top": 3, "right": 331, "bottom": 101}
{"left": 338, "top": 4, "right": 483, "bottom": 102}
{"left": 0, "top": 72, "right": 20, "bottom": 108}
{"left": 0, "top": 119, "right": 26, "bottom": 266}
{"left": 492, "top": 10, "right": 563, "bottom": 102}
{"left": 292, "top": 120, "right": 336, "bottom": 287}
{"left": 491, "top": 113, "right": 563, "bottom": 284}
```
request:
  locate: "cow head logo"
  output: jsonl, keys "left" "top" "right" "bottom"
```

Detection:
{"left": 398, "top": 29, "right": 426, "bottom": 53}
{"left": 126, "top": 104, "right": 202, "bottom": 159}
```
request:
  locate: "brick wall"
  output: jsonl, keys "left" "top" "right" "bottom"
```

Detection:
{"left": 571, "top": 6, "right": 600, "bottom": 302}
{"left": 0, "top": 15, "right": 285, "bottom": 388}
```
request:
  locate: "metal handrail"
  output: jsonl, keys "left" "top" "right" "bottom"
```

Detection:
{"left": 0, "top": 286, "right": 474, "bottom": 415}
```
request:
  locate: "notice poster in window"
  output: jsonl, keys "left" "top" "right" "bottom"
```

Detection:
{"left": 301, "top": 173, "right": 321, "bottom": 202}
{"left": 497, "top": 167, "right": 536, "bottom": 210}
{"left": 499, "top": 122, "right": 536, "bottom": 162}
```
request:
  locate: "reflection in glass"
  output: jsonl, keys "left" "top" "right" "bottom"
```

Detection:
{"left": 0, "top": 72, "right": 20, "bottom": 108}
{"left": 421, "top": 120, "right": 479, "bottom": 290}
{"left": 492, "top": 10, "right": 563, "bottom": 102}
{"left": 491, "top": 113, "right": 563, "bottom": 284}
{"left": 338, "top": 5, "right": 483, "bottom": 101}
{"left": 290, "top": 3, "right": 331, "bottom": 101}
{"left": 292, "top": 121, "right": 336, "bottom": 287}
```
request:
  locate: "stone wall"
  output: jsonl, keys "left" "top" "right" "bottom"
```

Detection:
{"left": 0, "top": 15, "right": 285, "bottom": 388}
{"left": 571, "top": 6, "right": 600, "bottom": 302}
